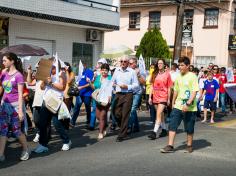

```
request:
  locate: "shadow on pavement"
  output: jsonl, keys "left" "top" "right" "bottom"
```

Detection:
{"left": 0, "top": 123, "right": 98, "bottom": 169}
{"left": 174, "top": 139, "right": 211, "bottom": 151}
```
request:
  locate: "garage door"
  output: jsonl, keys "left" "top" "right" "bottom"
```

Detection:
{"left": 16, "top": 38, "right": 53, "bottom": 70}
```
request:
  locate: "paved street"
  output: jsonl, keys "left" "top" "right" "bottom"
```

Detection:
{"left": 1, "top": 111, "right": 236, "bottom": 176}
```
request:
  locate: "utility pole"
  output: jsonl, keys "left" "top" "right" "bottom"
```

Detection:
{"left": 173, "top": 0, "right": 185, "bottom": 62}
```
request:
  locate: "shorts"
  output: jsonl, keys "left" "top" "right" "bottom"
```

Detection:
{"left": 153, "top": 102, "right": 167, "bottom": 106}
{"left": 169, "top": 108, "right": 197, "bottom": 134}
{"left": 204, "top": 100, "right": 216, "bottom": 111}
{"left": 0, "top": 102, "right": 22, "bottom": 137}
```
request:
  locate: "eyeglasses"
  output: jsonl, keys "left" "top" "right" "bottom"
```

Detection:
{"left": 120, "top": 60, "right": 128, "bottom": 63}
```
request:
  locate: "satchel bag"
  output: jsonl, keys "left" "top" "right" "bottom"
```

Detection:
{"left": 44, "top": 89, "right": 63, "bottom": 114}
{"left": 91, "top": 89, "right": 108, "bottom": 106}
{"left": 67, "top": 83, "right": 80, "bottom": 96}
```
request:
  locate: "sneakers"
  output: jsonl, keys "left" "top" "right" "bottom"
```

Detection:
{"left": 184, "top": 146, "right": 193, "bottom": 153}
{"left": 61, "top": 140, "right": 72, "bottom": 151}
{"left": 20, "top": 149, "right": 31, "bottom": 161}
{"left": 160, "top": 145, "right": 174, "bottom": 153}
{"left": 0, "top": 155, "right": 5, "bottom": 162}
{"left": 148, "top": 131, "right": 157, "bottom": 140}
{"left": 159, "top": 129, "right": 168, "bottom": 138}
{"left": 34, "top": 144, "right": 49, "bottom": 153}
{"left": 33, "top": 133, "right": 40, "bottom": 143}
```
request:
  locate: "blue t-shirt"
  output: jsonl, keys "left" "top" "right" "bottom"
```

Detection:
{"left": 204, "top": 79, "right": 219, "bottom": 101}
{"left": 79, "top": 68, "right": 94, "bottom": 96}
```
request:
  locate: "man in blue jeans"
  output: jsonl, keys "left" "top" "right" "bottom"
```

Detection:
{"left": 128, "top": 58, "right": 146, "bottom": 133}
{"left": 71, "top": 63, "right": 94, "bottom": 129}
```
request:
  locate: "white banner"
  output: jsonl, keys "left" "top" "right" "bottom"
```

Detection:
{"left": 224, "top": 83, "right": 236, "bottom": 102}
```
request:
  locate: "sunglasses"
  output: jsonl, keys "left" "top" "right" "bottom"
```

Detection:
{"left": 120, "top": 60, "right": 128, "bottom": 63}
{"left": 213, "top": 68, "right": 218, "bottom": 70}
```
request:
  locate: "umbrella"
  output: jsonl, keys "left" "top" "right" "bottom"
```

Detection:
{"left": 0, "top": 44, "right": 49, "bottom": 56}
{"left": 100, "top": 44, "right": 133, "bottom": 58}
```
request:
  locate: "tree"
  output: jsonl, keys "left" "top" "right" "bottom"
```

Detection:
{"left": 136, "top": 28, "right": 171, "bottom": 66}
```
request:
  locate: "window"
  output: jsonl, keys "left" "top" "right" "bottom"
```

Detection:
{"left": 195, "top": 56, "right": 215, "bottom": 68}
{"left": 72, "top": 43, "right": 93, "bottom": 69}
{"left": 149, "top": 11, "right": 161, "bottom": 29}
{"left": 129, "top": 12, "right": 140, "bottom": 29}
{"left": 204, "top": 9, "right": 219, "bottom": 27}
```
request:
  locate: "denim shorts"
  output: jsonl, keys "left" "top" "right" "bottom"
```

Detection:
{"left": 204, "top": 100, "right": 216, "bottom": 111}
{"left": 169, "top": 108, "right": 197, "bottom": 134}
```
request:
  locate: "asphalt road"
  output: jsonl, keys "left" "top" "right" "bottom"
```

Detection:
{"left": 1, "top": 111, "right": 236, "bottom": 176}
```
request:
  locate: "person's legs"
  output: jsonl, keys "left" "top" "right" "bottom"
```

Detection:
{"left": 146, "top": 94, "right": 150, "bottom": 111}
{"left": 71, "top": 96, "right": 82, "bottom": 126}
{"left": 83, "top": 96, "right": 92, "bottom": 126}
{"left": 118, "top": 93, "right": 133, "bottom": 139}
{"left": 148, "top": 103, "right": 166, "bottom": 139}
{"left": 38, "top": 105, "right": 52, "bottom": 147}
{"left": 96, "top": 105, "right": 103, "bottom": 134}
{"left": 52, "top": 116, "right": 70, "bottom": 144}
{"left": 0, "top": 136, "right": 7, "bottom": 158}
{"left": 128, "top": 94, "right": 141, "bottom": 131}
{"left": 220, "top": 93, "right": 226, "bottom": 113}
{"left": 96, "top": 105, "right": 109, "bottom": 139}
{"left": 90, "top": 99, "right": 97, "bottom": 129}
{"left": 186, "top": 134, "right": 193, "bottom": 147}
{"left": 183, "top": 111, "right": 197, "bottom": 153}
{"left": 149, "top": 104, "right": 156, "bottom": 124}
{"left": 113, "top": 94, "right": 122, "bottom": 127}
{"left": 0, "top": 112, "right": 9, "bottom": 157}
{"left": 110, "top": 94, "right": 117, "bottom": 129}
{"left": 163, "top": 109, "right": 183, "bottom": 148}
{"left": 202, "top": 100, "right": 209, "bottom": 122}
{"left": 210, "top": 102, "right": 216, "bottom": 123}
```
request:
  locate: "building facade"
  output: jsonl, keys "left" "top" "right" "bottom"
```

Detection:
{"left": 104, "top": 0, "right": 236, "bottom": 67}
{"left": 0, "top": 0, "right": 120, "bottom": 69}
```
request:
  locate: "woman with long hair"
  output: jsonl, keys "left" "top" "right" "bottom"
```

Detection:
{"left": 63, "top": 62, "right": 75, "bottom": 112}
{"left": 148, "top": 59, "right": 172, "bottom": 140}
{"left": 62, "top": 62, "right": 75, "bottom": 130}
{"left": 0, "top": 52, "right": 30, "bottom": 161}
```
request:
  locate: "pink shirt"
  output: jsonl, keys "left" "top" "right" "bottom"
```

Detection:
{"left": 152, "top": 71, "right": 172, "bottom": 104}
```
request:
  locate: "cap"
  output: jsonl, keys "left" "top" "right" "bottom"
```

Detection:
{"left": 97, "top": 58, "right": 107, "bottom": 64}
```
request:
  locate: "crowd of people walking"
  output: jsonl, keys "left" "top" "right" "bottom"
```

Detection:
{"left": 0, "top": 52, "right": 235, "bottom": 162}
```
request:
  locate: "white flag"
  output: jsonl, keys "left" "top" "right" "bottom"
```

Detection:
{"left": 224, "top": 83, "right": 236, "bottom": 102}
{"left": 53, "top": 53, "right": 60, "bottom": 82}
{"left": 138, "top": 54, "right": 146, "bottom": 77}
{"left": 76, "top": 60, "right": 84, "bottom": 84}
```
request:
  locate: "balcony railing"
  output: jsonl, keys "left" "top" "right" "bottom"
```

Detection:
{"left": 61, "top": 0, "right": 119, "bottom": 12}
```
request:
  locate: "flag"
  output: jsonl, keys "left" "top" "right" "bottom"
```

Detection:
{"left": 76, "top": 60, "right": 84, "bottom": 84}
{"left": 59, "top": 59, "right": 67, "bottom": 69}
{"left": 138, "top": 54, "right": 146, "bottom": 77}
{"left": 53, "top": 53, "right": 60, "bottom": 82}
{"left": 224, "top": 83, "right": 236, "bottom": 102}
